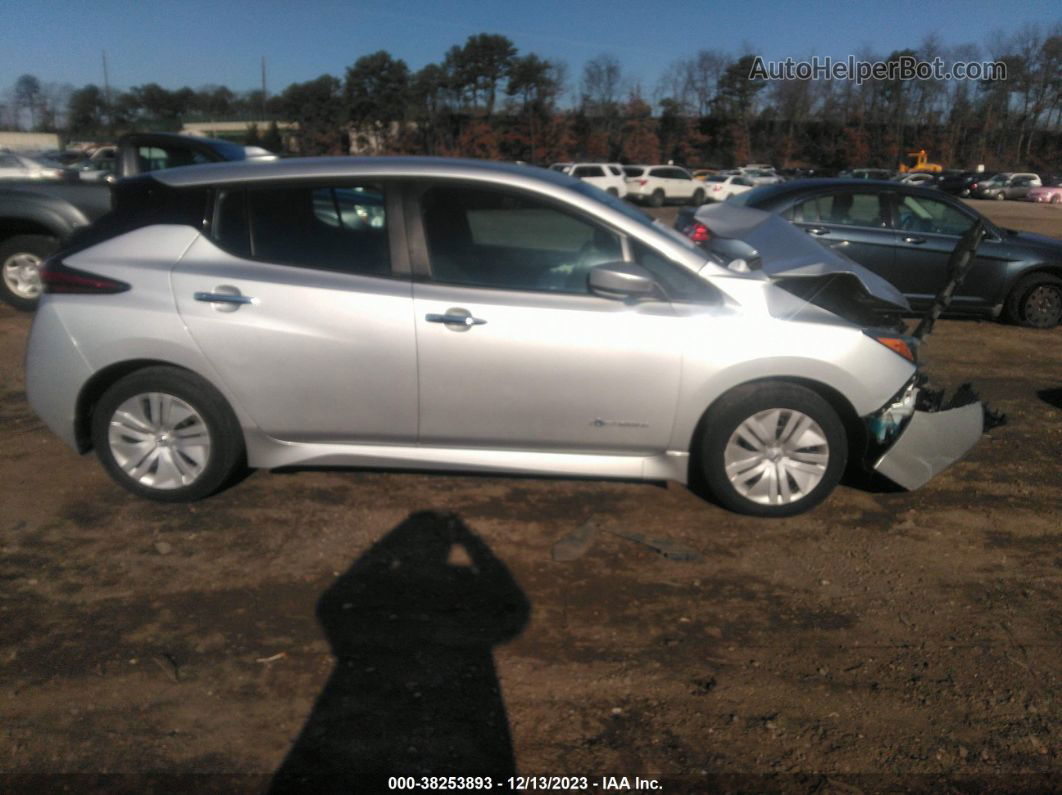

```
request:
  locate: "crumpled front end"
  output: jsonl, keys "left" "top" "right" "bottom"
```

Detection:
{"left": 865, "top": 376, "right": 1003, "bottom": 490}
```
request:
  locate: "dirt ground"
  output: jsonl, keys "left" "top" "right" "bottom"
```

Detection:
{"left": 1, "top": 201, "right": 1059, "bottom": 794}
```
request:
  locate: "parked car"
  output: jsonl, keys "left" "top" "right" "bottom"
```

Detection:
{"left": 25, "top": 158, "right": 986, "bottom": 516}
{"left": 678, "top": 179, "right": 1062, "bottom": 328}
{"left": 971, "top": 172, "right": 1041, "bottom": 201}
{"left": 839, "top": 168, "right": 895, "bottom": 180}
{"left": 691, "top": 169, "right": 720, "bottom": 181}
{"left": 623, "top": 165, "right": 704, "bottom": 206}
{"left": 0, "top": 152, "right": 76, "bottom": 182}
{"left": 703, "top": 174, "right": 755, "bottom": 201}
{"left": 1026, "top": 180, "right": 1062, "bottom": 204}
{"left": 740, "top": 168, "right": 784, "bottom": 186}
{"left": 937, "top": 171, "right": 993, "bottom": 197}
{"left": 0, "top": 133, "right": 259, "bottom": 311}
{"left": 549, "top": 162, "right": 628, "bottom": 197}
{"left": 894, "top": 172, "right": 940, "bottom": 187}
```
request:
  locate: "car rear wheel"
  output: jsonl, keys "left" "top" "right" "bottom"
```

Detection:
{"left": 995, "top": 192, "right": 1006, "bottom": 201}
{"left": 649, "top": 189, "right": 665, "bottom": 208}
{"left": 1005, "top": 273, "right": 1062, "bottom": 328}
{"left": 692, "top": 188, "right": 705, "bottom": 205}
{"left": 0, "top": 234, "right": 58, "bottom": 311}
{"left": 1051, "top": 195, "right": 1060, "bottom": 204}
{"left": 606, "top": 187, "right": 618, "bottom": 197}
{"left": 91, "top": 366, "right": 245, "bottom": 502}
{"left": 699, "top": 383, "right": 847, "bottom": 517}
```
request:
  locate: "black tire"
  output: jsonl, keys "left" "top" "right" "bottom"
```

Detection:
{"left": 692, "top": 188, "right": 705, "bottom": 205}
{"left": 995, "top": 192, "right": 1005, "bottom": 201}
{"left": 606, "top": 187, "right": 619, "bottom": 197}
{"left": 699, "top": 382, "right": 847, "bottom": 517}
{"left": 91, "top": 366, "right": 246, "bottom": 502}
{"left": 0, "top": 234, "right": 58, "bottom": 311}
{"left": 1051, "top": 194, "right": 1060, "bottom": 205}
{"left": 1004, "top": 273, "right": 1062, "bottom": 328}
{"left": 649, "top": 189, "right": 665, "bottom": 208}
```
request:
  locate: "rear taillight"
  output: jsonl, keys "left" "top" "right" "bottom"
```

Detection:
{"left": 42, "top": 258, "right": 130, "bottom": 295}
{"left": 683, "top": 221, "right": 711, "bottom": 243}
{"left": 637, "top": 179, "right": 648, "bottom": 186}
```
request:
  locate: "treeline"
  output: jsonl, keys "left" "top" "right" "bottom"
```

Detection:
{"left": 3, "top": 23, "right": 1060, "bottom": 170}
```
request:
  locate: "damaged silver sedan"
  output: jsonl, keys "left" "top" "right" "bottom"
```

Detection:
{"left": 26, "top": 159, "right": 991, "bottom": 515}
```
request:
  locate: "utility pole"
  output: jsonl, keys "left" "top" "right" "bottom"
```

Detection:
{"left": 261, "top": 56, "right": 267, "bottom": 119}
{"left": 101, "top": 50, "right": 112, "bottom": 133}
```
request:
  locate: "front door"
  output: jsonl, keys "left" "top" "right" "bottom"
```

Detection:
{"left": 408, "top": 182, "right": 682, "bottom": 453}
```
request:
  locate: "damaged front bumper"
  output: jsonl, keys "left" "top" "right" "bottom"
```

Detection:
{"left": 865, "top": 377, "right": 1002, "bottom": 491}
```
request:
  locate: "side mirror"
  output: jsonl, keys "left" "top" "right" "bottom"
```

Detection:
{"left": 588, "top": 262, "right": 660, "bottom": 301}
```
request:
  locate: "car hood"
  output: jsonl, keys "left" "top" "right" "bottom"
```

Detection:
{"left": 1002, "top": 228, "right": 1062, "bottom": 253}
{"left": 693, "top": 203, "right": 910, "bottom": 312}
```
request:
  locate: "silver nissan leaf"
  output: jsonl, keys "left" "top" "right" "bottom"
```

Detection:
{"left": 25, "top": 158, "right": 985, "bottom": 516}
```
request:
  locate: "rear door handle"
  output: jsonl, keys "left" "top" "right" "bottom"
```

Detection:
{"left": 426, "top": 312, "right": 487, "bottom": 327}
{"left": 195, "top": 292, "right": 254, "bottom": 305}
{"left": 194, "top": 286, "right": 255, "bottom": 313}
{"left": 902, "top": 236, "right": 926, "bottom": 244}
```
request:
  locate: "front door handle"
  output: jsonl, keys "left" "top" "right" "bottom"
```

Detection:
{"left": 806, "top": 226, "right": 830, "bottom": 236}
{"left": 902, "top": 236, "right": 927, "bottom": 244}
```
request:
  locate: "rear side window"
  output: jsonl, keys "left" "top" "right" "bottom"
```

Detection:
{"left": 608, "top": 165, "right": 622, "bottom": 176}
{"left": 798, "top": 192, "right": 887, "bottom": 228}
{"left": 136, "top": 145, "right": 212, "bottom": 173}
{"left": 212, "top": 184, "right": 391, "bottom": 275}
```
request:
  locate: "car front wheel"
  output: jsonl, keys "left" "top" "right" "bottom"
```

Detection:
{"left": 995, "top": 192, "right": 1006, "bottom": 201}
{"left": 91, "top": 366, "right": 246, "bottom": 502}
{"left": 1005, "top": 273, "right": 1062, "bottom": 328}
{"left": 699, "top": 383, "right": 847, "bottom": 517}
{"left": 649, "top": 189, "right": 665, "bottom": 208}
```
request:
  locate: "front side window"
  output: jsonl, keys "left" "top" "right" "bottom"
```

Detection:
{"left": 420, "top": 185, "right": 621, "bottom": 294}
{"left": 212, "top": 183, "right": 391, "bottom": 275}
{"left": 896, "top": 195, "right": 974, "bottom": 236}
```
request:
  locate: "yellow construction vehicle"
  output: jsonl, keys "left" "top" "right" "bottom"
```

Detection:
{"left": 899, "top": 149, "right": 944, "bottom": 173}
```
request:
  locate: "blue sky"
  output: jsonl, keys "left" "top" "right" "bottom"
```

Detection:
{"left": 5, "top": 0, "right": 1058, "bottom": 98}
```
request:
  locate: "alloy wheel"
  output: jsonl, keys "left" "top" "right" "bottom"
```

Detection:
{"left": 723, "top": 408, "right": 830, "bottom": 506}
{"left": 107, "top": 392, "right": 212, "bottom": 489}
{"left": 2, "top": 253, "right": 43, "bottom": 300}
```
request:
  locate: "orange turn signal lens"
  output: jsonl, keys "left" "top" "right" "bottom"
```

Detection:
{"left": 869, "top": 335, "right": 916, "bottom": 363}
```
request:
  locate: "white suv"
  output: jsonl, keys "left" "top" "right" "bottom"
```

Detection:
{"left": 549, "top": 163, "right": 628, "bottom": 197}
{"left": 623, "top": 165, "right": 704, "bottom": 207}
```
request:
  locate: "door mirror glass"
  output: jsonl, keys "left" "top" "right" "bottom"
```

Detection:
{"left": 588, "top": 262, "right": 659, "bottom": 300}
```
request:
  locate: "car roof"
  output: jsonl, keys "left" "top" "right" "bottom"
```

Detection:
{"left": 736, "top": 177, "right": 963, "bottom": 207}
{"left": 151, "top": 156, "right": 582, "bottom": 190}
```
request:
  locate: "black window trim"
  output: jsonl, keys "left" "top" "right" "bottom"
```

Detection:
{"left": 205, "top": 177, "right": 412, "bottom": 280}
{"left": 400, "top": 178, "right": 719, "bottom": 305}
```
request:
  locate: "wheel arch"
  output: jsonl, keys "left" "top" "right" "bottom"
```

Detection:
{"left": 686, "top": 375, "right": 867, "bottom": 486}
{"left": 74, "top": 359, "right": 203, "bottom": 452}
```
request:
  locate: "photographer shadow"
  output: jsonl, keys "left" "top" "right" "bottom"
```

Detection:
{"left": 269, "top": 511, "right": 530, "bottom": 793}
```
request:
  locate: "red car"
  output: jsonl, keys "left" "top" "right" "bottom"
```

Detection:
{"left": 1026, "top": 182, "right": 1062, "bottom": 204}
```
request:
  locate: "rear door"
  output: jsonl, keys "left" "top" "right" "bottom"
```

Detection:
{"left": 788, "top": 188, "right": 897, "bottom": 277}
{"left": 172, "top": 180, "right": 418, "bottom": 443}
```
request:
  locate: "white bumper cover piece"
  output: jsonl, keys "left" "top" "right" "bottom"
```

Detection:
{"left": 873, "top": 401, "right": 984, "bottom": 490}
